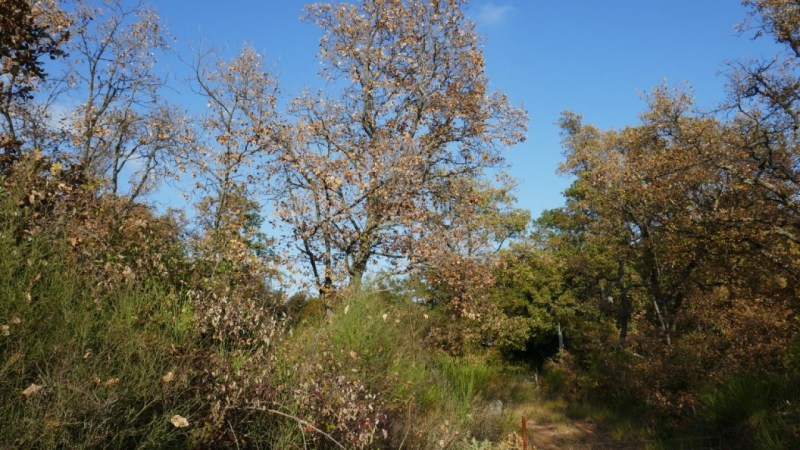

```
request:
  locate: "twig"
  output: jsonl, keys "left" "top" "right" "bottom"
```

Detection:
{"left": 398, "top": 397, "right": 412, "bottom": 449}
{"left": 246, "top": 406, "right": 346, "bottom": 449}
{"left": 228, "top": 421, "right": 240, "bottom": 450}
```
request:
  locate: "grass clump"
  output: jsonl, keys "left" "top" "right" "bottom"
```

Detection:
{"left": 699, "top": 375, "right": 800, "bottom": 449}
{"left": 0, "top": 227, "right": 200, "bottom": 448}
{"left": 274, "top": 288, "right": 508, "bottom": 449}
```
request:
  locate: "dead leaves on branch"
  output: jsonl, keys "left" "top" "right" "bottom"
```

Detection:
{"left": 278, "top": 0, "right": 527, "bottom": 298}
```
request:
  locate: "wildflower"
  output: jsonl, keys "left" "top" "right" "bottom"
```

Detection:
{"left": 49, "top": 162, "right": 63, "bottom": 176}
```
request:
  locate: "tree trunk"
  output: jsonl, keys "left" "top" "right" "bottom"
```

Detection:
{"left": 616, "top": 259, "right": 631, "bottom": 347}
{"left": 348, "top": 252, "right": 369, "bottom": 291}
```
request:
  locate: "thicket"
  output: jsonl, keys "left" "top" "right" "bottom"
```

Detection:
{"left": 487, "top": 1, "right": 800, "bottom": 446}
{"left": 2, "top": 0, "right": 800, "bottom": 449}
{"left": 0, "top": 158, "right": 527, "bottom": 448}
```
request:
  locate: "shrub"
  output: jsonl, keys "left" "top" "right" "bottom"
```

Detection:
{"left": 274, "top": 288, "right": 505, "bottom": 449}
{"left": 0, "top": 168, "right": 286, "bottom": 449}
{"left": 0, "top": 229, "right": 201, "bottom": 448}
{"left": 700, "top": 375, "right": 799, "bottom": 449}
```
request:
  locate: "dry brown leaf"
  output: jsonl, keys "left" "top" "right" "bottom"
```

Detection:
{"left": 161, "top": 371, "right": 174, "bottom": 383}
{"left": 21, "top": 383, "right": 43, "bottom": 397}
{"left": 170, "top": 414, "right": 189, "bottom": 428}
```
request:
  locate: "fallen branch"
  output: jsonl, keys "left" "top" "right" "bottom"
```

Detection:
{"left": 245, "top": 405, "right": 346, "bottom": 449}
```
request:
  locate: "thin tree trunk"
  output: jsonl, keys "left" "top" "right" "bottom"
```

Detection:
{"left": 616, "top": 259, "right": 631, "bottom": 347}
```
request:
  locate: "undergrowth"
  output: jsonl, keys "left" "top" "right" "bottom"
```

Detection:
{"left": 273, "top": 289, "right": 514, "bottom": 449}
{"left": 0, "top": 213, "right": 200, "bottom": 448}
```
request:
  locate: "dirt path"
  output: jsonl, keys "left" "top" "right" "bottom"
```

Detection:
{"left": 494, "top": 376, "right": 637, "bottom": 450}
{"left": 525, "top": 418, "right": 608, "bottom": 450}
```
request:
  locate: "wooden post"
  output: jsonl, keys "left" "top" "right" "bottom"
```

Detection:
{"left": 521, "top": 415, "right": 528, "bottom": 450}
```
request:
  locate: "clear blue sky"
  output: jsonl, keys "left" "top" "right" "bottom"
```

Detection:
{"left": 153, "top": 0, "right": 781, "bottom": 218}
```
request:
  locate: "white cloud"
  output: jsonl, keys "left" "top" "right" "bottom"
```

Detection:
{"left": 477, "top": 2, "right": 514, "bottom": 26}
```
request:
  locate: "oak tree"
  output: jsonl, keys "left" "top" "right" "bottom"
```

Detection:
{"left": 276, "top": 0, "right": 527, "bottom": 300}
{"left": 189, "top": 46, "right": 283, "bottom": 290}
{"left": 67, "top": 0, "right": 186, "bottom": 204}
{"left": 0, "top": 0, "right": 70, "bottom": 168}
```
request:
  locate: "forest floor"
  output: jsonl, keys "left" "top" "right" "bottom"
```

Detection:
{"left": 525, "top": 418, "right": 606, "bottom": 450}
{"left": 492, "top": 373, "right": 651, "bottom": 450}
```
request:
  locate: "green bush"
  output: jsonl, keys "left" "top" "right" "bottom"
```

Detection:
{"left": 0, "top": 179, "right": 516, "bottom": 448}
{"left": 275, "top": 288, "right": 504, "bottom": 448}
{"left": 700, "top": 375, "right": 799, "bottom": 449}
{"left": 0, "top": 228, "right": 200, "bottom": 448}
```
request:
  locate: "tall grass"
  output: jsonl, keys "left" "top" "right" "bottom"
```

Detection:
{"left": 0, "top": 210, "right": 200, "bottom": 448}
{"left": 276, "top": 288, "right": 503, "bottom": 448}
{"left": 438, "top": 356, "right": 495, "bottom": 413}
{"left": 0, "top": 188, "right": 513, "bottom": 448}
{"left": 700, "top": 375, "right": 799, "bottom": 449}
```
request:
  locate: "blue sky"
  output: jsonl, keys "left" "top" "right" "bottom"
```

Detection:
{"left": 152, "top": 0, "right": 781, "bottom": 218}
